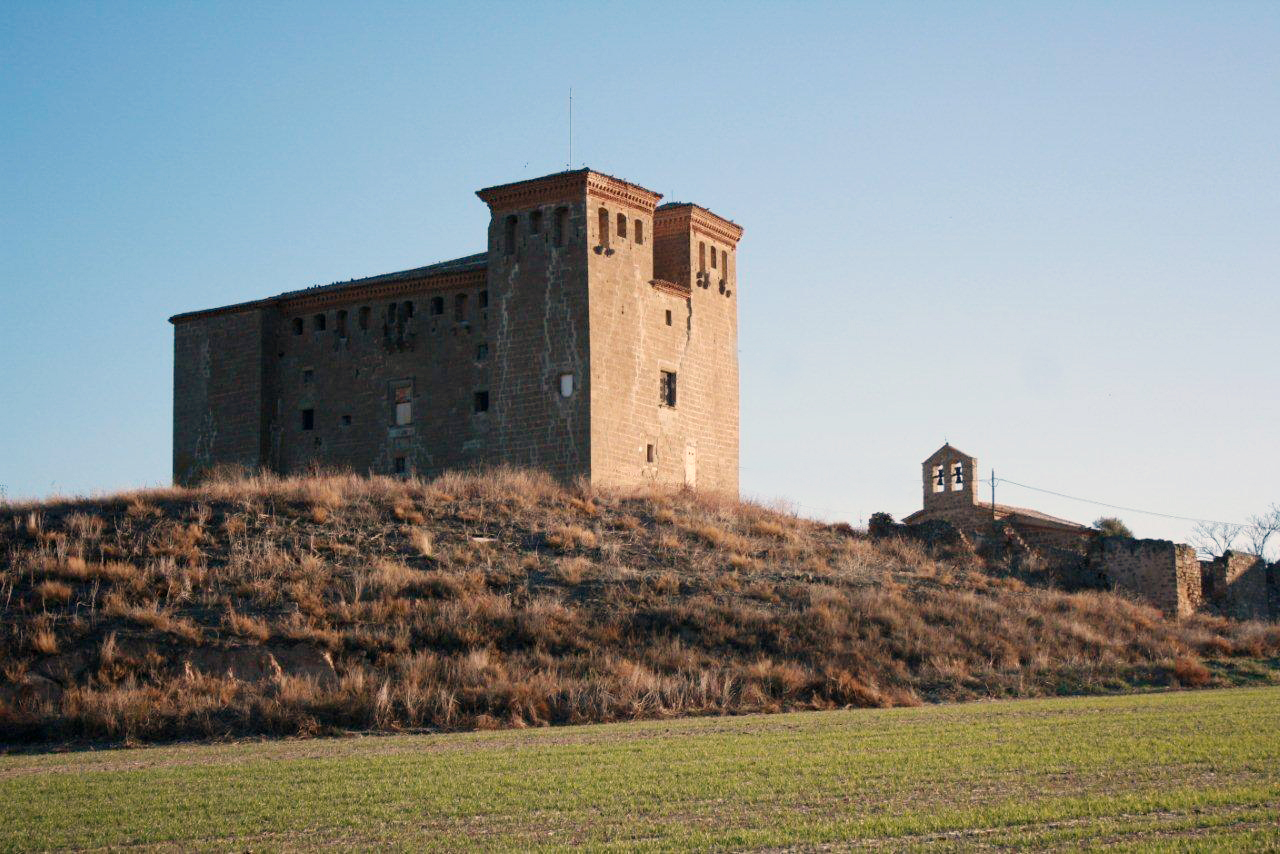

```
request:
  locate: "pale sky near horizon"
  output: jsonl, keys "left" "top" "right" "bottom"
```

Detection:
{"left": 2, "top": 2, "right": 1277, "bottom": 550}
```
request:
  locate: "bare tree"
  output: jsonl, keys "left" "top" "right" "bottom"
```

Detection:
{"left": 1190, "top": 521, "right": 1241, "bottom": 559}
{"left": 1243, "top": 504, "right": 1280, "bottom": 561}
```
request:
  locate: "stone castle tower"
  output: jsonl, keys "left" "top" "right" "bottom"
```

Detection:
{"left": 170, "top": 169, "right": 742, "bottom": 492}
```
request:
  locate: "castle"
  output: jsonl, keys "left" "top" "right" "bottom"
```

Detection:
{"left": 170, "top": 169, "right": 742, "bottom": 491}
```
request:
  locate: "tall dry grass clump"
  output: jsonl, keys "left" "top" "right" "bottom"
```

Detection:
{"left": 0, "top": 466, "right": 1277, "bottom": 745}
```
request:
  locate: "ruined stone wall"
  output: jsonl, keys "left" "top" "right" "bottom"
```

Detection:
{"left": 1013, "top": 523, "right": 1094, "bottom": 553}
{"left": 1095, "top": 537, "right": 1202, "bottom": 616}
{"left": 173, "top": 308, "right": 272, "bottom": 483}
{"left": 1206, "top": 551, "right": 1270, "bottom": 621}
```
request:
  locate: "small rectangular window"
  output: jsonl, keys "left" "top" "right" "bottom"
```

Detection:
{"left": 660, "top": 371, "right": 677, "bottom": 408}
{"left": 635, "top": 219, "right": 643, "bottom": 244}
{"left": 646, "top": 443, "right": 655, "bottom": 463}
{"left": 554, "top": 207, "right": 569, "bottom": 246}
{"left": 393, "top": 384, "right": 412, "bottom": 426}
{"left": 665, "top": 309, "right": 672, "bottom": 326}
{"left": 302, "top": 369, "right": 313, "bottom": 384}
{"left": 301, "top": 409, "right": 315, "bottom": 431}
{"left": 479, "top": 289, "right": 488, "bottom": 309}
{"left": 504, "top": 214, "right": 517, "bottom": 255}
{"left": 530, "top": 210, "right": 542, "bottom": 234}
{"left": 559, "top": 373, "right": 574, "bottom": 397}
{"left": 474, "top": 390, "right": 489, "bottom": 413}
{"left": 476, "top": 343, "right": 488, "bottom": 361}
{"left": 394, "top": 456, "right": 407, "bottom": 474}
{"left": 340, "top": 414, "right": 352, "bottom": 427}
{"left": 454, "top": 293, "right": 468, "bottom": 321}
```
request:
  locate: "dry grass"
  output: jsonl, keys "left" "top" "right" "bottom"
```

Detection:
{"left": 0, "top": 467, "right": 1277, "bottom": 746}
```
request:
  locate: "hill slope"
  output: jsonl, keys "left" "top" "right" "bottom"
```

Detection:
{"left": 2, "top": 469, "right": 1277, "bottom": 744}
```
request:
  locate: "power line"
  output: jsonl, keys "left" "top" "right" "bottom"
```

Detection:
{"left": 984, "top": 476, "right": 1246, "bottom": 528}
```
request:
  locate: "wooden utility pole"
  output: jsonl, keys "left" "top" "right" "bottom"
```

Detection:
{"left": 991, "top": 469, "right": 997, "bottom": 521}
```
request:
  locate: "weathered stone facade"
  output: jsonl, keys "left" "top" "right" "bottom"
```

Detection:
{"left": 171, "top": 169, "right": 742, "bottom": 492}
{"left": 1204, "top": 551, "right": 1270, "bottom": 621}
{"left": 1094, "top": 537, "right": 1203, "bottom": 617}
{"left": 901, "top": 444, "right": 1278, "bottom": 620}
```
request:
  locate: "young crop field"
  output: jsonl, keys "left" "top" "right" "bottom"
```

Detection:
{"left": 3, "top": 685, "right": 1278, "bottom": 851}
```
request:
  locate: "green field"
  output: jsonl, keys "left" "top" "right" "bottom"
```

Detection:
{"left": 4, "top": 687, "right": 1279, "bottom": 851}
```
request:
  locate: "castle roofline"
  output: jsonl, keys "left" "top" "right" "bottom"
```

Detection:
{"left": 655, "top": 202, "right": 745, "bottom": 246}
{"left": 169, "top": 252, "right": 488, "bottom": 324}
{"left": 476, "top": 168, "right": 663, "bottom": 213}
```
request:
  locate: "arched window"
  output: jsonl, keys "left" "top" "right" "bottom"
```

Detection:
{"left": 292, "top": 318, "right": 303, "bottom": 335}
{"left": 598, "top": 207, "right": 610, "bottom": 247}
{"left": 387, "top": 303, "right": 397, "bottom": 324}
{"left": 617, "top": 212, "right": 627, "bottom": 240}
{"left": 313, "top": 313, "right": 326, "bottom": 332}
{"left": 454, "top": 293, "right": 468, "bottom": 321}
{"left": 554, "top": 207, "right": 569, "bottom": 246}
{"left": 336, "top": 309, "right": 347, "bottom": 337}
{"left": 404, "top": 301, "right": 414, "bottom": 318}
{"left": 721, "top": 250, "right": 728, "bottom": 277}
{"left": 358, "top": 306, "right": 370, "bottom": 330}
{"left": 430, "top": 296, "right": 444, "bottom": 316}
{"left": 634, "top": 218, "right": 644, "bottom": 244}
{"left": 530, "top": 210, "right": 543, "bottom": 234}
{"left": 504, "top": 214, "right": 517, "bottom": 254}
{"left": 698, "top": 242, "right": 706, "bottom": 273}
{"left": 710, "top": 244, "right": 717, "bottom": 269}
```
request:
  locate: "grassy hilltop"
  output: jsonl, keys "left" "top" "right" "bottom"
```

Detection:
{"left": 1, "top": 468, "right": 1278, "bottom": 745}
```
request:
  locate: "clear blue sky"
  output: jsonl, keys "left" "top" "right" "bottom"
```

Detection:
{"left": 3, "top": 2, "right": 1277, "bottom": 545}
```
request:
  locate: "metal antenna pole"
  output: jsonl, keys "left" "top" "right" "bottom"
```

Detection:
{"left": 991, "top": 469, "right": 997, "bottom": 521}
{"left": 568, "top": 88, "right": 573, "bottom": 169}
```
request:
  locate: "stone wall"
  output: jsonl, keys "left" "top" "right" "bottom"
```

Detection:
{"left": 268, "top": 266, "right": 497, "bottom": 480}
{"left": 172, "top": 308, "right": 272, "bottom": 484}
{"left": 586, "top": 202, "right": 740, "bottom": 493}
{"left": 1095, "top": 537, "right": 1202, "bottom": 617}
{"left": 1205, "top": 551, "right": 1270, "bottom": 621}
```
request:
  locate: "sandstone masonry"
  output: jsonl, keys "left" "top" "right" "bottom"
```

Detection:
{"left": 170, "top": 169, "right": 742, "bottom": 492}
{"left": 903, "top": 444, "right": 1277, "bottom": 620}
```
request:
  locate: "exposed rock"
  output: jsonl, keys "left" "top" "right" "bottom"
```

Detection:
{"left": 181, "top": 644, "right": 336, "bottom": 685}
